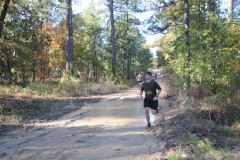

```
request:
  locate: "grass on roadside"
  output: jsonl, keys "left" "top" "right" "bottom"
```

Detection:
{"left": 0, "top": 78, "right": 119, "bottom": 98}
{"left": 0, "top": 99, "right": 55, "bottom": 133}
{"left": 183, "top": 109, "right": 240, "bottom": 160}
{"left": 0, "top": 77, "right": 120, "bottom": 133}
{"left": 167, "top": 96, "right": 240, "bottom": 160}
{"left": 156, "top": 69, "right": 240, "bottom": 160}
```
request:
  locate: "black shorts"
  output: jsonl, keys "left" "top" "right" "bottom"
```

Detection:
{"left": 144, "top": 98, "right": 158, "bottom": 110}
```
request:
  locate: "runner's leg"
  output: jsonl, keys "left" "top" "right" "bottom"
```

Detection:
{"left": 151, "top": 109, "right": 157, "bottom": 115}
{"left": 144, "top": 107, "right": 150, "bottom": 123}
{"left": 151, "top": 100, "right": 158, "bottom": 115}
{"left": 138, "top": 81, "right": 141, "bottom": 89}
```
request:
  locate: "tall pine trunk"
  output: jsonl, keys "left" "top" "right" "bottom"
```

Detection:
{"left": 228, "top": 0, "right": 233, "bottom": 21}
{"left": 93, "top": 35, "right": 98, "bottom": 81}
{"left": 209, "top": 0, "right": 217, "bottom": 94}
{"left": 109, "top": 0, "right": 116, "bottom": 77}
{"left": 66, "top": 0, "right": 74, "bottom": 73}
{"left": 31, "top": 31, "right": 37, "bottom": 83}
{"left": 125, "top": 0, "right": 131, "bottom": 80}
{"left": 184, "top": 0, "right": 190, "bottom": 94}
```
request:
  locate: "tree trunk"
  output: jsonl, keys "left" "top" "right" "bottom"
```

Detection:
{"left": 127, "top": 54, "right": 131, "bottom": 80}
{"left": 228, "top": 0, "right": 233, "bottom": 20}
{"left": 6, "top": 57, "right": 12, "bottom": 85}
{"left": 32, "top": 62, "right": 36, "bottom": 82}
{"left": 93, "top": 36, "right": 98, "bottom": 81}
{"left": 0, "top": 73, "right": 3, "bottom": 85}
{"left": 120, "top": 46, "right": 124, "bottom": 78}
{"left": 184, "top": 0, "right": 190, "bottom": 93}
{"left": 66, "top": 0, "right": 74, "bottom": 73}
{"left": 109, "top": 0, "right": 116, "bottom": 77}
{"left": 0, "top": 0, "right": 11, "bottom": 38}
{"left": 209, "top": 0, "right": 217, "bottom": 94}
{"left": 125, "top": 0, "right": 131, "bottom": 80}
{"left": 198, "top": 0, "right": 205, "bottom": 40}
{"left": 31, "top": 33, "right": 36, "bottom": 83}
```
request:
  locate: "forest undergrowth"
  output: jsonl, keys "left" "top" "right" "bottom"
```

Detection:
{"left": 0, "top": 76, "right": 122, "bottom": 134}
{"left": 154, "top": 69, "right": 240, "bottom": 160}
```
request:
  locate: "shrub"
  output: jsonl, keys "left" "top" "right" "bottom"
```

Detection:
{"left": 58, "top": 74, "right": 119, "bottom": 96}
{"left": 167, "top": 150, "right": 181, "bottom": 160}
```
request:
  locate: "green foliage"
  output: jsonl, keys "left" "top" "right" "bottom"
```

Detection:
{"left": 156, "top": 50, "right": 168, "bottom": 68}
{"left": 0, "top": 0, "right": 154, "bottom": 85}
{"left": 167, "top": 151, "right": 181, "bottom": 160}
{"left": 0, "top": 0, "right": 53, "bottom": 85}
{"left": 153, "top": 0, "right": 240, "bottom": 97}
{"left": 198, "top": 138, "right": 215, "bottom": 152}
{"left": 188, "top": 134, "right": 233, "bottom": 160}
{"left": 58, "top": 72, "right": 82, "bottom": 95}
{"left": 117, "top": 78, "right": 135, "bottom": 90}
{"left": 182, "top": 107, "right": 240, "bottom": 159}
{"left": 190, "top": 134, "right": 200, "bottom": 145}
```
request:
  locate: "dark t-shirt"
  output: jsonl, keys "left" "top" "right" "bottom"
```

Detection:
{"left": 141, "top": 80, "right": 161, "bottom": 99}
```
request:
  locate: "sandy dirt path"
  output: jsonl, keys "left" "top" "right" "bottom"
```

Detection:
{"left": 0, "top": 80, "right": 167, "bottom": 160}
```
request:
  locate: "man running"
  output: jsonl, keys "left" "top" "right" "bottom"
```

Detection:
{"left": 140, "top": 72, "right": 161, "bottom": 129}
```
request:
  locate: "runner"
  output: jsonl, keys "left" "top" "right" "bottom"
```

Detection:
{"left": 136, "top": 73, "right": 143, "bottom": 89}
{"left": 140, "top": 72, "right": 161, "bottom": 129}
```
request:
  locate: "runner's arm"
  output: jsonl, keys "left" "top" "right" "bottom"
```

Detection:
{"left": 154, "top": 82, "right": 161, "bottom": 100}
{"left": 155, "top": 89, "right": 161, "bottom": 97}
{"left": 140, "top": 90, "right": 143, "bottom": 99}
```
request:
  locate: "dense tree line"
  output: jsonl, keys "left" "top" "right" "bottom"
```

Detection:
{"left": 0, "top": 0, "right": 152, "bottom": 85}
{"left": 1, "top": 0, "right": 239, "bottom": 100}
{"left": 150, "top": 0, "right": 239, "bottom": 98}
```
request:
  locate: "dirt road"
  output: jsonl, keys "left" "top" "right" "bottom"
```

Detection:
{"left": 0, "top": 75, "right": 172, "bottom": 160}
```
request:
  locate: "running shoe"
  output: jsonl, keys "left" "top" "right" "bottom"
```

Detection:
{"left": 145, "top": 123, "right": 151, "bottom": 129}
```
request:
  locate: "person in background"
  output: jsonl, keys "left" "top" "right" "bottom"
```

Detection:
{"left": 140, "top": 72, "right": 161, "bottom": 129}
{"left": 136, "top": 73, "right": 143, "bottom": 89}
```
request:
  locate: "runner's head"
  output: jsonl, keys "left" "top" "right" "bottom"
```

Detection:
{"left": 145, "top": 72, "right": 152, "bottom": 80}
{"left": 145, "top": 72, "right": 152, "bottom": 77}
